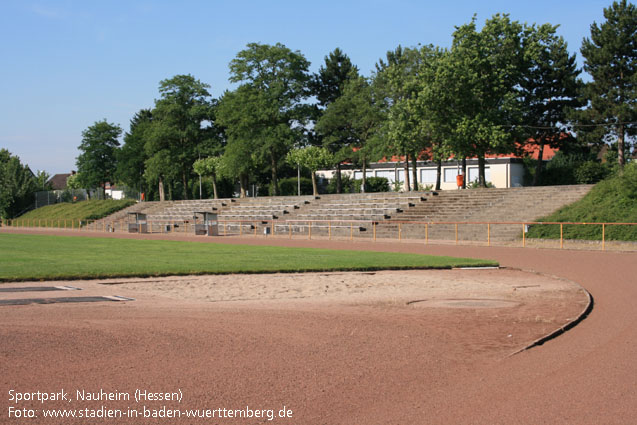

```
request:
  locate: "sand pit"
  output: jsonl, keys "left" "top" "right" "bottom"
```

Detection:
{"left": 1, "top": 267, "right": 590, "bottom": 424}
{"left": 94, "top": 268, "right": 586, "bottom": 311}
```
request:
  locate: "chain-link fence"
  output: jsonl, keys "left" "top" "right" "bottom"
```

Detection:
{"left": 34, "top": 187, "right": 140, "bottom": 208}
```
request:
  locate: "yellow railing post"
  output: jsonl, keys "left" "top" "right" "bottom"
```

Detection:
{"left": 560, "top": 223, "right": 564, "bottom": 249}
{"left": 328, "top": 221, "right": 331, "bottom": 240}
{"left": 373, "top": 222, "right": 377, "bottom": 242}
{"left": 289, "top": 223, "right": 292, "bottom": 239}
{"left": 254, "top": 222, "right": 257, "bottom": 237}
{"left": 488, "top": 223, "right": 491, "bottom": 247}
{"left": 522, "top": 223, "right": 526, "bottom": 248}
{"left": 602, "top": 223, "right": 605, "bottom": 251}
{"left": 399, "top": 223, "right": 402, "bottom": 241}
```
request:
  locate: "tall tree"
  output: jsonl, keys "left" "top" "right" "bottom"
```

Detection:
{"left": 313, "top": 48, "right": 358, "bottom": 107}
{"left": 520, "top": 24, "right": 581, "bottom": 185}
{"left": 374, "top": 46, "right": 425, "bottom": 191}
{"left": 447, "top": 15, "right": 526, "bottom": 187}
{"left": 316, "top": 73, "right": 382, "bottom": 192}
{"left": 146, "top": 74, "right": 214, "bottom": 200}
{"left": 215, "top": 86, "right": 262, "bottom": 198}
{"left": 577, "top": 0, "right": 637, "bottom": 169}
{"left": 0, "top": 149, "right": 36, "bottom": 218}
{"left": 76, "top": 119, "right": 122, "bottom": 190}
{"left": 416, "top": 47, "right": 456, "bottom": 190}
{"left": 313, "top": 48, "right": 358, "bottom": 193}
{"left": 116, "top": 109, "right": 152, "bottom": 196}
{"left": 225, "top": 42, "right": 312, "bottom": 196}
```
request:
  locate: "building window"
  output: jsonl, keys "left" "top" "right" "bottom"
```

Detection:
{"left": 375, "top": 170, "right": 395, "bottom": 183}
{"left": 354, "top": 171, "right": 374, "bottom": 180}
{"left": 468, "top": 167, "right": 491, "bottom": 183}
{"left": 444, "top": 168, "right": 459, "bottom": 183}
{"left": 420, "top": 168, "right": 437, "bottom": 183}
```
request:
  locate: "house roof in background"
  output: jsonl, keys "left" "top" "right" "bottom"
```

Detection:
{"left": 48, "top": 173, "right": 71, "bottom": 190}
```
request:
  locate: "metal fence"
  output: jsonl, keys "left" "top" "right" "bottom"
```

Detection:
{"left": 3, "top": 218, "right": 637, "bottom": 252}
{"left": 34, "top": 187, "right": 140, "bottom": 209}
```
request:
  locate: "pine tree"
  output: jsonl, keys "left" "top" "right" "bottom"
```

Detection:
{"left": 578, "top": 0, "right": 637, "bottom": 169}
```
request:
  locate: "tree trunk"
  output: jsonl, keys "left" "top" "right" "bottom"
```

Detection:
{"left": 336, "top": 164, "right": 342, "bottom": 194}
{"left": 271, "top": 153, "right": 279, "bottom": 196}
{"left": 311, "top": 172, "right": 318, "bottom": 196}
{"left": 403, "top": 153, "right": 410, "bottom": 192}
{"left": 158, "top": 177, "right": 165, "bottom": 202}
{"left": 182, "top": 170, "right": 188, "bottom": 200}
{"left": 239, "top": 174, "right": 247, "bottom": 198}
{"left": 435, "top": 159, "right": 442, "bottom": 191}
{"left": 212, "top": 174, "right": 218, "bottom": 199}
{"left": 411, "top": 152, "right": 418, "bottom": 191}
{"left": 361, "top": 158, "right": 367, "bottom": 193}
{"left": 618, "top": 124, "right": 625, "bottom": 169}
{"left": 478, "top": 155, "right": 486, "bottom": 188}
{"left": 462, "top": 157, "right": 467, "bottom": 189}
{"left": 533, "top": 142, "right": 545, "bottom": 186}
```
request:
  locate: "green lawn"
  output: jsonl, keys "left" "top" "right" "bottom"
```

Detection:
{"left": 527, "top": 164, "right": 637, "bottom": 241}
{"left": 0, "top": 233, "right": 498, "bottom": 281}
{"left": 10, "top": 199, "right": 135, "bottom": 227}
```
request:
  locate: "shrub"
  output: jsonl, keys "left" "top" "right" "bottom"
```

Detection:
{"left": 362, "top": 177, "right": 390, "bottom": 193}
{"left": 274, "top": 177, "right": 313, "bottom": 196}
{"left": 574, "top": 161, "right": 611, "bottom": 184}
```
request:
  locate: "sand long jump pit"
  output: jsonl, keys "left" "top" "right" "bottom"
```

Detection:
{"left": 1, "top": 267, "right": 589, "bottom": 424}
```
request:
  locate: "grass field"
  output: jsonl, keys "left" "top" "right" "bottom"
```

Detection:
{"left": 0, "top": 233, "right": 498, "bottom": 281}
{"left": 527, "top": 164, "right": 637, "bottom": 241}
{"left": 10, "top": 199, "right": 135, "bottom": 227}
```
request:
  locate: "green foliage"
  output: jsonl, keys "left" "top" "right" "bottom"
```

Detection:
{"left": 527, "top": 163, "right": 637, "bottom": 241}
{"left": 276, "top": 177, "right": 313, "bottom": 196}
{"left": 12, "top": 199, "right": 135, "bottom": 225}
{"left": 520, "top": 23, "right": 582, "bottom": 185}
{"left": 467, "top": 180, "right": 495, "bottom": 189}
{"left": 66, "top": 173, "right": 82, "bottom": 189}
{"left": 574, "top": 161, "right": 612, "bottom": 184}
{"left": 223, "top": 43, "right": 312, "bottom": 196}
{"left": 326, "top": 175, "right": 389, "bottom": 193}
{"left": 312, "top": 47, "right": 358, "bottom": 107}
{"left": 575, "top": 0, "right": 637, "bottom": 167}
{"left": 116, "top": 109, "right": 152, "bottom": 193}
{"left": 285, "top": 146, "right": 334, "bottom": 172}
{"left": 76, "top": 120, "right": 122, "bottom": 189}
{"left": 445, "top": 15, "right": 526, "bottom": 186}
{"left": 145, "top": 75, "right": 214, "bottom": 200}
{"left": 363, "top": 177, "right": 390, "bottom": 192}
{"left": 193, "top": 156, "right": 222, "bottom": 176}
{"left": 0, "top": 149, "right": 37, "bottom": 218}
{"left": 327, "top": 174, "right": 356, "bottom": 193}
{"left": 34, "top": 170, "right": 52, "bottom": 191}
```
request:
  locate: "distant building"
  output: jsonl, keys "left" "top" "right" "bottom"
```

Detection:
{"left": 47, "top": 171, "right": 75, "bottom": 190}
{"left": 317, "top": 145, "right": 558, "bottom": 190}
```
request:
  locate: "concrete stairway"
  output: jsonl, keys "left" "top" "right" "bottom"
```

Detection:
{"left": 95, "top": 185, "right": 593, "bottom": 240}
{"left": 379, "top": 185, "right": 594, "bottom": 241}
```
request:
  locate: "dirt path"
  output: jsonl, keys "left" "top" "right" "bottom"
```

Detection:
{"left": 1, "top": 228, "right": 635, "bottom": 424}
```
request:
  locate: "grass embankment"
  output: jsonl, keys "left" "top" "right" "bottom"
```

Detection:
{"left": 528, "top": 164, "right": 637, "bottom": 241}
{"left": 0, "top": 233, "right": 498, "bottom": 281}
{"left": 9, "top": 199, "right": 135, "bottom": 227}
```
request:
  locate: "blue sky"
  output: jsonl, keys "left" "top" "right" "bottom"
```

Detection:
{"left": 0, "top": 0, "right": 610, "bottom": 175}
